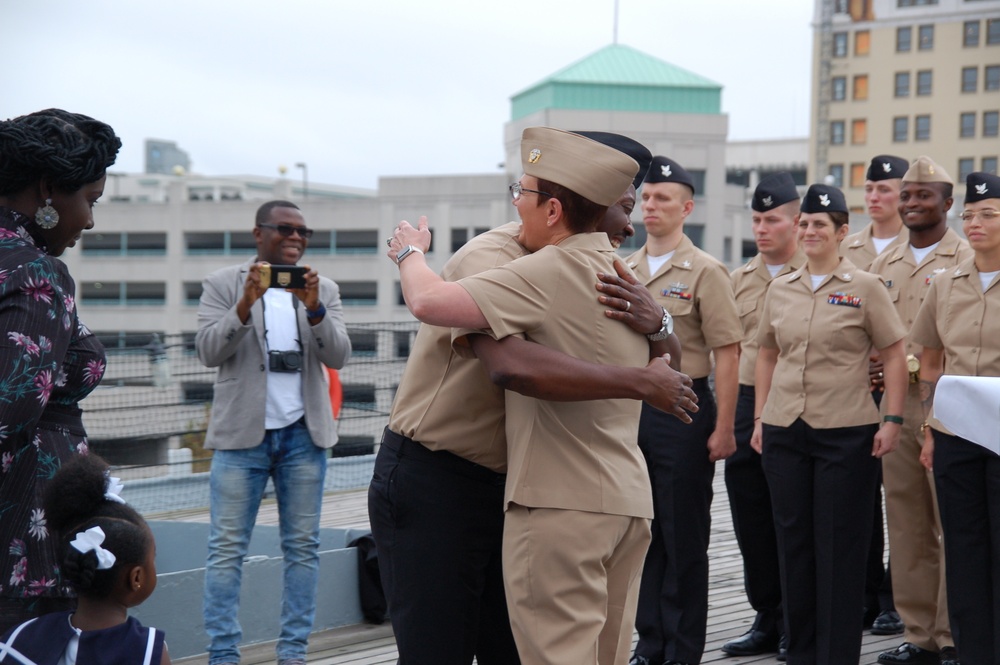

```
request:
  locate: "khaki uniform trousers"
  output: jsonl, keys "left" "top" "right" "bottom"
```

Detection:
{"left": 882, "top": 383, "right": 952, "bottom": 650}
{"left": 503, "top": 505, "right": 651, "bottom": 665}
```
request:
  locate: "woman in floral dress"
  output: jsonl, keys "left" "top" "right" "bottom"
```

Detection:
{"left": 0, "top": 109, "right": 120, "bottom": 632}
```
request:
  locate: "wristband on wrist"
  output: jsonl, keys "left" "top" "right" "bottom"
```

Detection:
{"left": 306, "top": 303, "right": 326, "bottom": 319}
{"left": 883, "top": 415, "right": 904, "bottom": 425}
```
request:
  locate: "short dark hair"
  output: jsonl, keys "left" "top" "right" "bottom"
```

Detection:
{"left": 44, "top": 454, "right": 152, "bottom": 599}
{"left": 255, "top": 200, "right": 300, "bottom": 227}
{"left": 828, "top": 210, "right": 850, "bottom": 229}
{"left": 0, "top": 109, "right": 121, "bottom": 196}
{"left": 536, "top": 178, "right": 608, "bottom": 233}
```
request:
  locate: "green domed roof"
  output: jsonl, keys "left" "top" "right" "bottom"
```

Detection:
{"left": 511, "top": 44, "right": 723, "bottom": 120}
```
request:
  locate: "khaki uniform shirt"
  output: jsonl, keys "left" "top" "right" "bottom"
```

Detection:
{"left": 388, "top": 222, "right": 525, "bottom": 472}
{"left": 841, "top": 224, "right": 910, "bottom": 271}
{"left": 458, "top": 232, "right": 653, "bottom": 519}
{"left": 627, "top": 235, "right": 742, "bottom": 379}
{"left": 757, "top": 257, "right": 907, "bottom": 428}
{"left": 910, "top": 257, "right": 1000, "bottom": 433}
{"left": 869, "top": 229, "right": 972, "bottom": 428}
{"left": 731, "top": 250, "right": 806, "bottom": 386}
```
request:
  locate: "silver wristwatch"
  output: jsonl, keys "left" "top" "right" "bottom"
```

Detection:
{"left": 395, "top": 245, "right": 424, "bottom": 265}
{"left": 647, "top": 308, "right": 674, "bottom": 341}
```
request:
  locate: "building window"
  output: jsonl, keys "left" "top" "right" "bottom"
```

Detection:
{"left": 958, "top": 158, "right": 975, "bottom": 182}
{"left": 853, "top": 75, "right": 869, "bottom": 100}
{"left": 831, "top": 121, "right": 846, "bottom": 145}
{"left": 834, "top": 32, "right": 848, "bottom": 57}
{"left": 893, "top": 116, "right": 909, "bottom": 142}
{"left": 916, "top": 70, "right": 933, "bottom": 95}
{"left": 855, "top": 30, "right": 871, "bottom": 56}
{"left": 334, "top": 229, "right": 378, "bottom": 254}
{"left": 81, "top": 232, "right": 167, "bottom": 256}
{"left": 451, "top": 228, "right": 468, "bottom": 252}
{"left": 832, "top": 77, "right": 847, "bottom": 101}
{"left": 895, "top": 71, "right": 911, "bottom": 97}
{"left": 898, "top": 0, "right": 938, "bottom": 5}
{"left": 850, "top": 163, "right": 867, "bottom": 188}
{"left": 987, "top": 66, "right": 1000, "bottom": 91}
{"left": 687, "top": 170, "right": 707, "bottom": 196}
{"left": 185, "top": 231, "right": 256, "bottom": 255}
{"left": 829, "top": 164, "right": 845, "bottom": 188}
{"left": 183, "top": 282, "right": 203, "bottom": 306}
{"left": 985, "top": 111, "right": 1000, "bottom": 137}
{"left": 961, "top": 112, "right": 977, "bottom": 138}
{"left": 897, "top": 26, "right": 912, "bottom": 52}
{"left": 919, "top": 24, "right": 934, "bottom": 50}
{"left": 80, "top": 282, "right": 166, "bottom": 306}
{"left": 339, "top": 281, "right": 378, "bottom": 306}
{"left": 348, "top": 330, "right": 377, "bottom": 357}
{"left": 983, "top": 157, "right": 998, "bottom": 175}
{"left": 965, "top": 20, "right": 981, "bottom": 47}
{"left": 989, "top": 19, "right": 1000, "bottom": 45}
{"left": 915, "top": 115, "right": 931, "bottom": 141}
{"left": 852, "top": 119, "right": 868, "bottom": 144}
{"left": 963, "top": 67, "right": 979, "bottom": 92}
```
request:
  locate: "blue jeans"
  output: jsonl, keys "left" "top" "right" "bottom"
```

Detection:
{"left": 203, "top": 419, "right": 327, "bottom": 664}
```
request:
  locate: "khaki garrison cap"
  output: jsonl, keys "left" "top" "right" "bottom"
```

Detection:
{"left": 521, "top": 127, "right": 639, "bottom": 207}
{"left": 902, "top": 156, "right": 954, "bottom": 185}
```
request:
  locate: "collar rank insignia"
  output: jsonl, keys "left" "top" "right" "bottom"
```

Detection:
{"left": 528, "top": 148, "right": 541, "bottom": 163}
{"left": 661, "top": 164, "right": 672, "bottom": 178}
{"left": 828, "top": 291, "right": 861, "bottom": 308}
{"left": 663, "top": 285, "right": 692, "bottom": 301}
{"left": 762, "top": 195, "right": 773, "bottom": 207}
{"left": 882, "top": 162, "right": 892, "bottom": 173}
{"left": 681, "top": 260, "right": 691, "bottom": 268}
{"left": 976, "top": 183, "right": 988, "bottom": 195}
{"left": 819, "top": 194, "right": 830, "bottom": 207}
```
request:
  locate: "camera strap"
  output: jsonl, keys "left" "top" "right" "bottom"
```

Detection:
{"left": 261, "top": 290, "right": 303, "bottom": 356}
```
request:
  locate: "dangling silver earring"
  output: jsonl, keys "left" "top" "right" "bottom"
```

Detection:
{"left": 35, "top": 199, "right": 59, "bottom": 229}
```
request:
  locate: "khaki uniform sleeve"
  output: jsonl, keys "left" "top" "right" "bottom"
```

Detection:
{"left": 910, "top": 277, "right": 944, "bottom": 351}
{"left": 699, "top": 262, "right": 742, "bottom": 349}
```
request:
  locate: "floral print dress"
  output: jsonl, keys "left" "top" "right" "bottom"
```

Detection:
{"left": 0, "top": 207, "right": 106, "bottom": 601}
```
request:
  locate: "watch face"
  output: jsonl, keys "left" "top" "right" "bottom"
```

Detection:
{"left": 663, "top": 311, "right": 674, "bottom": 335}
{"left": 906, "top": 355, "right": 920, "bottom": 373}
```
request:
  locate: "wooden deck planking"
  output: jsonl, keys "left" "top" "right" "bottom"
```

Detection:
{"left": 175, "top": 461, "right": 897, "bottom": 665}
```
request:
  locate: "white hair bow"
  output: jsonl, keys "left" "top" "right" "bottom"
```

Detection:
{"left": 70, "top": 526, "right": 117, "bottom": 570}
{"left": 104, "top": 475, "right": 126, "bottom": 504}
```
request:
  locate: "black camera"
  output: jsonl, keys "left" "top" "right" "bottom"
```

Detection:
{"left": 268, "top": 350, "right": 303, "bottom": 373}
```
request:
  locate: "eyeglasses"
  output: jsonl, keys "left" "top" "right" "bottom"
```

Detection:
{"left": 960, "top": 209, "right": 999, "bottom": 222}
{"left": 257, "top": 223, "right": 314, "bottom": 239}
{"left": 508, "top": 182, "right": 551, "bottom": 202}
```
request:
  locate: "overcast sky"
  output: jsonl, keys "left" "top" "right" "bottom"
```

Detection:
{"left": 3, "top": 1, "right": 814, "bottom": 190}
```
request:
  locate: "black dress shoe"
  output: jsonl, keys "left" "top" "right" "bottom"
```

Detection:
{"left": 871, "top": 609, "right": 905, "bottom": 635}
{"left": 628, "top": 656, "right": 653, "bottom": 665}
{"left": 877, "top": 642, "right": 939, "bottom": 665}
{"left": 938, "top": 646, "right": 960, "bottom": 665}
{"left": 721, "top": 629, "right": 780, "bottom": 656}
{"left": 776, "top": 633, "right": 788, "bottom": 661}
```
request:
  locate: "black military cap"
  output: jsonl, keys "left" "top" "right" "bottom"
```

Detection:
{"left": 644, "top": 155, "right": 695, "bottom": 195}
{"left": 866, "top": 155, "right": 909, "bottom": 182}
{"left": 572, "top": 131, "right": 652, "bottom": 192}
{"left": 801, "top": 184, "right": 848, "bottom": 214}
{"left": 752, "top": 172, "right": 799, "bottom": 212}
{"left": 965, "top": 171, "right": 1000, "bottom": 204}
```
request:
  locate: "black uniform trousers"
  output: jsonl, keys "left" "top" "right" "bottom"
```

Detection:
{"left": 932, "top": 430, "right": 1000, "bottom": 665}
{"left": 761, "top": 419, "right": 879, "bottom": 665}
{"left": 864, "top": 390, "right": 895, "bottom": 622}
{"left": 723, "top": 385, "right": 783, "bottom": 636}
{"left": 368, "top": 428, "right": 520, "bottom": 665}
{"left": 633, "top": 378, "right": 716, "bottom": 664}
